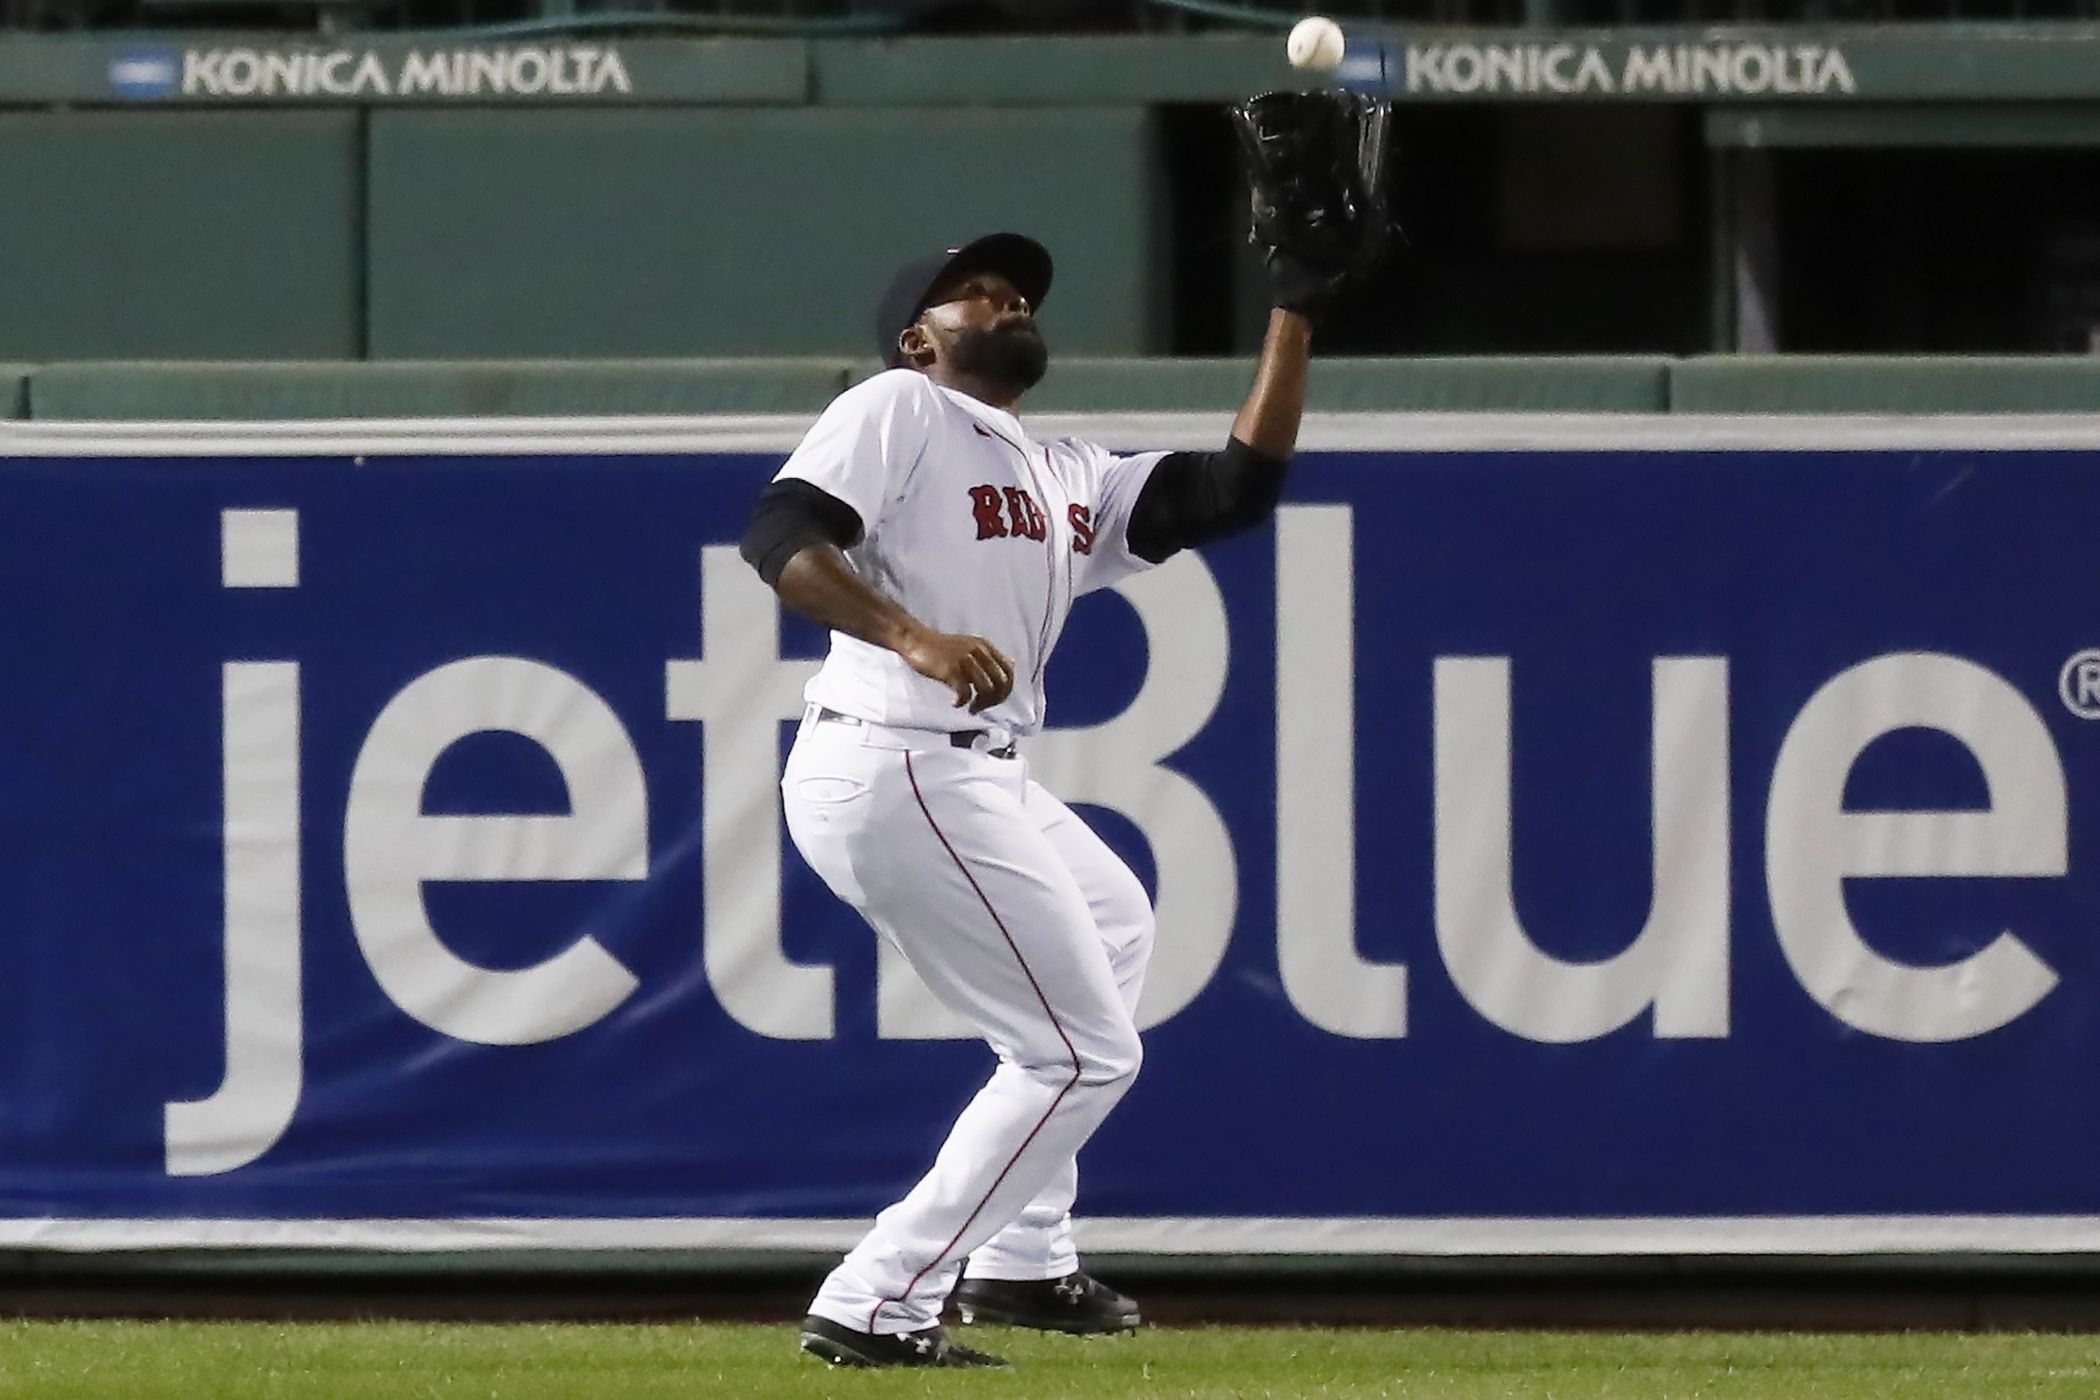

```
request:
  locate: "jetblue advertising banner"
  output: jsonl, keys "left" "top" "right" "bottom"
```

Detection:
{"left": 2, "top": 414, "right": 2096, "bottom": 1256}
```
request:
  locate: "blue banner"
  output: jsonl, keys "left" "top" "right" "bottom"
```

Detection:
{"left": 2, "top": 419, "right": 2096, "bottom": 1253}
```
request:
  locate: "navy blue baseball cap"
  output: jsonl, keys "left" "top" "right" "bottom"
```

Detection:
{"left": 875, "top": 232, "right": 1054, "bottom": 368}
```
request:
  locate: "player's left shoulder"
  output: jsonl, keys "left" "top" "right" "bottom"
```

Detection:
{"left": 1048, "top": 435, "right": 1173, "bottom": 490}
{"left": 1039, "top": 433, "right": 1116, "bottom": 476}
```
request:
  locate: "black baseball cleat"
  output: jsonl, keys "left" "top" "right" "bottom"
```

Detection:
{"left": 952, "top": 1271, "right": 1141, "bottom": 1334}
{"left": 797, "top": 1314, "right": 1010, "bottom": 1369}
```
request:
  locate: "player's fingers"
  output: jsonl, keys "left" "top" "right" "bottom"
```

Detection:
{"left": 961, "top": 659, "right": 1012, "bottom": 713}
{"left": 982, "top": 646, "right": 1016, "bottom": 695}
{"left": 968, "top": 646, "right": 1014, "bottom": 708}
{"left": 942, "top": 659, "right": 975, "bottom": 708}
{"left": 958, "top": 655, "right": 1000, "bottom": 712}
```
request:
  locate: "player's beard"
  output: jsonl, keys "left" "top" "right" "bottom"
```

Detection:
{"left": 950, "top": 320, "right": 1049, "bottom": 395}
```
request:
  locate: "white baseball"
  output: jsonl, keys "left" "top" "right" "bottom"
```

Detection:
{"left": 1286, "top": 15, "right": 1345, "bottom": 72}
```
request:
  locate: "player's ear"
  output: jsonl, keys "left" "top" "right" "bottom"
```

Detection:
{"left": 898, "top": 322, "right": 936, "bottom": 370}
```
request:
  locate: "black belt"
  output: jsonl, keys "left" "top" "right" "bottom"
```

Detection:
{"left": 814, "top": 707, "right": 1017, "bottom": 760}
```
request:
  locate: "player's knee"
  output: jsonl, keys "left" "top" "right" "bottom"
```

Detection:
{"left": 1123, "top": 903, "right": 1157, "bottom": 972}
{"left": 1077, "top": 1021, "right": 1143, "bottom": 1092}
{"left": 1101, "top": 878, "right": 1156, "bottom": 978}
{"left": 1106, "top": 879, "right": 1154, "bottom": 950}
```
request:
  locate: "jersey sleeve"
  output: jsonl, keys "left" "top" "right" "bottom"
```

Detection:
{"left": 774, "top": 370, "right": 937, "bottom": 531}
{"left": 1072, "top": 443, "right": 1171, "bottom": 596}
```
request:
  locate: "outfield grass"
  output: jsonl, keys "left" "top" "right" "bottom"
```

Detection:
{"left": 0, "top": 1320, "right": 2095, "bottom": 1399}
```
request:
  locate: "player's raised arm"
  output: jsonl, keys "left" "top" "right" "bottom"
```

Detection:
{"left": 1120, "top": 88, "right": 1390, "bottom": 567}
{"left": 1233, "top": 307, "right": 1314, "bottom": 459}
{"left": 1121, "top": 318, "right": 1304, "bottom": 567}
{"left": 1117, "top": 246, "right": 1321, "bottom": 567}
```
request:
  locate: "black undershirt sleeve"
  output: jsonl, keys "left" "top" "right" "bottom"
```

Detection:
{"left": 1124, "top": 436, "right": 1290, "bottom": 565}
{"left": 740, "top": 479, "right": 866, "bottom": 586}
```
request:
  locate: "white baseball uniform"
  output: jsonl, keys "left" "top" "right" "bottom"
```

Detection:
{"left": 776, "top": 368, "right": 1168, "bottom": 1334}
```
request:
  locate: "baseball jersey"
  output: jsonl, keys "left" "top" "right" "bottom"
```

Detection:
{"left": 775, "top": 368, "right": 1167, "bottom": 736}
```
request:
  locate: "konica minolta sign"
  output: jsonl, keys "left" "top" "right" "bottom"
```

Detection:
{"left": 106, "top": 44, "right": 633, "bottom": 101}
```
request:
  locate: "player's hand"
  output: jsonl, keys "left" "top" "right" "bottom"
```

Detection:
{"left": 898, "top": 627, "right": 1016, "bottom": 714}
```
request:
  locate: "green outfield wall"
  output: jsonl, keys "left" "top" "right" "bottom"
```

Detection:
{"left": 8, "top": 356, "right": 2100, "bottom": 418}
{"left": 0, "top": 106, "right": 1167, "bottom": 362}
{"left": 1669, "top": 355, "right": 2100, "bottom": 412}
{"left": 364, "top": 107, "right": 1164, "bottom": 358}
{"left": 0, "top": 111, "right": 362, "bottom": 361}
{"left": 3, "top": 27, "right": 2100, "bottom": 361}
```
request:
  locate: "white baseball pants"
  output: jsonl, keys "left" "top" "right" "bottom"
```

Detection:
{"left": 782, "top": 710, "right": 1155, "bottom": 1334}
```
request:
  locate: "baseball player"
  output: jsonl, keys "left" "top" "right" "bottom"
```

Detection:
{"left": 740, "top": 231, "right": 1312, "bottom": 1369}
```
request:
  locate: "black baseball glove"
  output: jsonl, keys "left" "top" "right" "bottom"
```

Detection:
{"left": 1229, "top": 88, "right": 1393, "bottom": 317}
